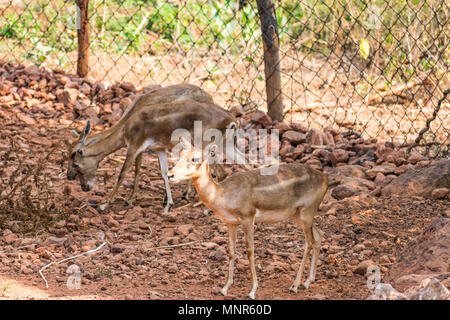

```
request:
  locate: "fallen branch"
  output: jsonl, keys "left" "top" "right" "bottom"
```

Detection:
{"left": 144, "top": 241, "right": 197, "bottom": 252}
{"left": 39, "top": 242, "right": 107, "bottom": 288}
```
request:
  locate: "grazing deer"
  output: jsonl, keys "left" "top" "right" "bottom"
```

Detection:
{"left": 67, "top": 84, "right": 241, "bottom": 212}
{"left": 168, "top": 138, "right": 328, "bottom": 299}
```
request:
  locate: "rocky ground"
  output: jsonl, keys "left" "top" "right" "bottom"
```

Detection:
{"left": 0, "top": 61, "right": 449, "bottom": 300}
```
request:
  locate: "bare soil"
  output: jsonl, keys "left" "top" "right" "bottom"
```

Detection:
{"left": 0, "top": 61, "right": 448, "bottom": 300}
{"left": 0, "top": 120, "right": 447, "bottom": 300}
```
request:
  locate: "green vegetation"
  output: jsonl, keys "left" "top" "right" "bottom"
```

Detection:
{"left": 0, "top": 0, "right": 447, "bottom": 83}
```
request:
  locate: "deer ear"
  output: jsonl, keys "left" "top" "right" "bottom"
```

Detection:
{"left": 80, "top": 121, "right": 91, "bottom": 145}
{"left": 208, "top": 143, "right": 218, "bottom": 158}
{"left": 84, "top": 121, "right": 91, "bottom": 136}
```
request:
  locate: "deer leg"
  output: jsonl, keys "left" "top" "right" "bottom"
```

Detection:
{"left": 128, "top": 152, "right": 143, "bottom": 205}
{"left": 308, "top": 225, "right": 323, "bottom": 283}
{"left": 290, "top": 210, "right": 315, "bottom": 293}
{"left": 158, "top": 150, "right": 173, "bottom": 213}
{"left": 242, "top": 219, "right": 258, "bottom": 299}
{"left": 182, "top": 180, "right": 196, "bottom": 200}
{"left": 99, "top": 149, "right": 137, "bottom": 211}
{"left": 221, "top": 224, "right": 237, "bottom": 296}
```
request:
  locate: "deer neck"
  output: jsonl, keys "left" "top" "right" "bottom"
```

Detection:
{"left": 191, "top": 162, "right": 223, "bottom": 210}
{"left": 83, "top": 127, "right": 126, "bottom": 160}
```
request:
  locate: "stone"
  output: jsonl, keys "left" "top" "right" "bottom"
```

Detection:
{"left": 272, "top": 122, "right": 291, "bottom": 134}
{"left": 382, "top": 160, "right": 450, "bottom": 198}
{"left": 290, "top": 122, "right": 308, "bottom": 133}
{"left": 407, "top": 278, "right": 450, "bottom": 300}
{"left": 47, "top": 236, "right": 67, "bottom": 245}
{"left": 17, "top": 113, "right": 36, "bottom": 125}
{"left": 354, "top": 259, "right": 374, "bottom": 275}
{"left": 366, "top": 165, "right": 396, "bottom": 179}
{"left": 4, "top": 233, "right": 18, "bottom": 244}
{"left": 367, "top": 283, "right": 406, "bottom": 300}
{"left": 58, "top": 88, "right": 79, "bottom": 106}
{"left": 331, "top": 184, "right": 357, "bottom": 200}
{"left": 282, "top": 130, "right": 306, "bottom": 145}
{"left": 120, "top": 82, "right": 136, "bottom": 92}
{"left": 307, "top": 128, "right": 324, "bottom": 146}
{"left": 431, "top": 188, "right": 449, "bottom": 199}
{"left": 329, "top": 149, "right": 349, "bottom": 165}
{"left": 214, "top": 246, "right": 227, "bottom": 261}
{"left": 167, "top": 263, "right": 178, "bottom": 273}
{"left": 407, "top": 151, "right": 426, "bottom": 164}
{"left": 249, "top": 110, "right": 272, "bottom": 127}
{"left": 176, "top": 224, "right": 193, "bottom": 237}
{"left": 384, "top": 218, "right": 450, "bottom": 292}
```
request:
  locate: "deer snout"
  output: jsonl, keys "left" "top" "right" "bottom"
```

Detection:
{"left": 167, "top": 169, "right": 177, "bottom": 182}
{"left": 81, "top": 180, "right": 94, "bottom": 192}
{"left": 81, "top": 184, "right": 91, "bottom": 192}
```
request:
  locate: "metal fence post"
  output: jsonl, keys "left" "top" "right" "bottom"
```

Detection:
{"left": 76, "top": 0, "right": 90, "bottom": 78}
{"left": 256, "top": 0, "right": 283, "bottom": 122}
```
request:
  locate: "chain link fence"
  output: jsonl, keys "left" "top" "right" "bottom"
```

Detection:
{"left": 1, "top": 0, "right": 449, "bottom": 156}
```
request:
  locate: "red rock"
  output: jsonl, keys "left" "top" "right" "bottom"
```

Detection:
{"left": 272, "top": 122, "right": 291, "bottom": 134}
{"left": 330, "top": 149, "right": 349, "bottom": 165}
{"left": 176, "top": 224, "right": 194, "bottom": 237}
{"left": 290, "top": 122, "right": 308, "bottom": 133}
{"left": 307, "top": 128, "right": 324, "bottom": 146}
{"left": 16, "top": 113, "right": 36, "bottom": 125}
{"left": 120, "top": 82, "right": 136, "bottom": 92}
{"left": 4, "top": 233, "right": 18, "bottom": 244}
{"left": 353, "top": 260, "right": 375, "bottom": 275}
{"left": 282, "top": 130, "right": 306, "bottom": 145}
{"left": 119, "top": 97, "right": 133, "bottom": 110}
{"left": 249, "top": 110, "right": 272, "bottom": 127}
{"left": 331, "top": 184, "right": 357, "bottom": 200}
{"left": 366, "top": 165, "right": 396, "bottom": 179}
{"left": 58, "top": 88, "right": 79, "bottom": 106}
{"left": 107, "top": 217, "right": 120, "bottom": 228}
{"left": 407, "top": 151, "right": 426, "bottom": 164}
{"left": 431, "top": 188, "right": 449, "bottom": 199}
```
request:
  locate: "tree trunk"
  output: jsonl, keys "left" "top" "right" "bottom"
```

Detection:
{"left": 76, "top": 0, "right": 90, "bottom": 78}
{"left": 256, "top": 0, "right": 283, "bottom": 121}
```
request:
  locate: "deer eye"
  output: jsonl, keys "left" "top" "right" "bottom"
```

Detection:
{"left": 71, "top": 152, "right": 76, "bottom": 159}
{"left": 73, "top": 164, "right": 79, "bottom": 169}
{"left": 191, "top": 157, "right": 199, "bottom": 163}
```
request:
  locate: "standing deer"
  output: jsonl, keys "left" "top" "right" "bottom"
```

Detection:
{"left": 67, "top": 84, "right": 241, "bottom": 212}
{"left": 168, "top": 138, "right": 328, "bottom": 299}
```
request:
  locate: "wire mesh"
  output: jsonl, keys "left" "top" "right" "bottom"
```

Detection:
{"left": 0, "top": 0, "right": 448, "bottom": 156}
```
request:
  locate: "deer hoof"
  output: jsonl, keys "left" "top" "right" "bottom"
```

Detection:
{"left": 289, "top": 284, "right": 298, "bottom": 294}
{"left": 302, "top": 280, "right": 311, "bottom": 289}
{"left": 163, "top": 203, "right": 173, "bottom": 213}
{"left": 247, "top": 290, "right": 256, "bottom": 300}
{"left": 220, "top": 287, "right": 228, "bottom": 296}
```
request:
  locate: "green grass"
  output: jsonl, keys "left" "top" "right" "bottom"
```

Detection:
{"left": 0, "top": 0, "right": 447, "bottom": 83}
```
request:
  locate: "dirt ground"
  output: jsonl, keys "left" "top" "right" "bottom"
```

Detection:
{"left": 0, "top": 118, "right": 448, "bottom": 300}
{"left": 0, "top": 61, "right": 448, "bottom": 300}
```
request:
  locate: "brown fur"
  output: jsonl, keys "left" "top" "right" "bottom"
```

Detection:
{"left": 168, "top": 143, "right": 328, "bottom": 299}
{"left": 67, "top": 84, "right": 235, "bottom": 212}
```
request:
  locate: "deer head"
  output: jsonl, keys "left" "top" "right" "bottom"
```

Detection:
{"left": 168, "top": 137, "right": 217, "bottom": 183}
{"left": 66, "top": 121, "right": 98, "bottom": 191}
